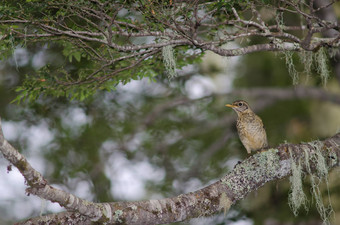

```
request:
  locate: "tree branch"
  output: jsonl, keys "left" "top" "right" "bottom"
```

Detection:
{"left": 1, "top": 0, "right": 340, "bottom": 96}
{"left": 0, "top": 118, "right": 110, "bottom": 223}
{"left": 1, "top": 116, "right": 339, "bottom": 224}
{"left": 314, "top": 0, "right": 340, "bottom": 83}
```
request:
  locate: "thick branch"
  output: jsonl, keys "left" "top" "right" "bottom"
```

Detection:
{"left": 0, "top": 118, "right": 110, "bottom": 223}
{"left": 1, "top": 116, "right": 339, "bottom": 224}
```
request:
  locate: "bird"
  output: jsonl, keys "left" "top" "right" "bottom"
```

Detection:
{"left": 225, "top": 100, "right": 268, "bottom": 154}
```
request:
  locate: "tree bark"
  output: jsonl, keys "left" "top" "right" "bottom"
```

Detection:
{"left": 1, "top": 117, "right": 339, "bottom": 224}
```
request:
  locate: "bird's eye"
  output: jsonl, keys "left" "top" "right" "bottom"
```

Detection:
{"left": 238, "top": 102, "right": 243, "bottom": 106}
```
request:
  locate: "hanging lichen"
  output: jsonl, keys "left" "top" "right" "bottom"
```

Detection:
{"left": 304, "top": 142, "right": 333, "bottom": 225}
{"left": 288, "top": 148, "right": 308, "bottom": 216}
{"left": 9, "top": 31, "right": 19, "bottom": 70}
{"left": 219, "top": 192, "right": 232, "bottom": 216}
{"left": 298, "top": 50, "right": 313, "bottom": 80}
{"left": 283, "top": 51, "right": 299, "bottom": 85}
{"left": 162, "top": 42, "right": 177, "bottom": 79}
{"left": 284, "top": 47, "right": 331, "bottom": 86}
{"left": 314, "top": 47, "right": 330, "bottom": 86}
{"left": 275, "top": 10, "right": 284, "bottom": 31}
{"left": 329, "top": 47, "right": 339, "bottom": 58}
{"left": 288, "top": 142, "right": 334, "bottom": 225}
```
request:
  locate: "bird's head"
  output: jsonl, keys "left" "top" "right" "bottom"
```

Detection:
{"left": 225, "top": 100, "right": 252, "bottom": 115}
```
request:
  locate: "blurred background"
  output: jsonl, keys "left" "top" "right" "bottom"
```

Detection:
{"left": 1, "top": 28, "right": 340, "bottom": 225}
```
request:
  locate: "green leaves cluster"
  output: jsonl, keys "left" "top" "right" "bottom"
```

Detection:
{"left": 1, "top": 0, "right": 208, "bottom": 102}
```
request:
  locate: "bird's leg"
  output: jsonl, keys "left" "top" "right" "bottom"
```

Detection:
{"left": 258, "top": 146, "right": 270, "bottom": 153}
{"left": 233, "top": 160, "right": 242, "bottom": 169}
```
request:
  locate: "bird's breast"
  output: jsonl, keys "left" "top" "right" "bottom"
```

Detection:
{"left": 236, "top": 113, "right": 268, "bottom": 151}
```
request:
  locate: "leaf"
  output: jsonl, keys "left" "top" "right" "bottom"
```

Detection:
{"left": 73, "top": 52, "right": 81, "bottom": 62}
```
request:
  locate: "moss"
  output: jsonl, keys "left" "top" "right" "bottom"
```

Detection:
{"left": 298, "top": 50, "right": 313, "bottom": 81}
{"left": 253, "top": 148, "right": 281, "bottom": 177}
{"left": 288, "top": 148, "right": 308, "bottom": 216}
{"left": 130, "top": 204, "right": 137, "bottom": 211}
{"left": 219, "top": 193, "right": 231, "bottom": 215}
{"left": 329, "top": 47, "right": 340, "bottom": 58}
{"left": 16, "top": 159, "right": 28, "bottom": 172}
{"left": 310, "top": 141, "right": 328, "bottom": 177}
{"left": 287, "top": 142, "right": 334, "bottom": 225}
{"left": 283, "top": 51, "right": 299, "bottom": 84}
{"left": 225, "top": 149, "right": 281, "bottom": 199}
{"left": 315, "top": 47, "right": 330, "bottom": 86}
{"left": 284, "top": 47, "right": 330, "bottom": 85}
{"left": 304, "top": 142, "right": 333, "bottom": 225}
{"left": 162, "top": 43, "right": 177, "bottom": 79}
{"left": 99, "top": 204, "right": 112, "bottom": 223}
{"left": 113, "top": 209, "right": 123, "bottom": 223}
{"left": 221, "top": 177, "right": 228, "bottom": 185}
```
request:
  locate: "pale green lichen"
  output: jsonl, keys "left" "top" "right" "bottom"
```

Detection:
{"left": 284, "top": 47, "right": 330, "bottom": 86}
{"left": 275, "top": 11, "right": 284, "bottom": 31}
{"left": 225, "top": 149, "right": 281, "bottom": 199}
{"left": 101, "top": 203, "right": 112, "bottom": 222}
{"left": 314, "top": 47, "right": 330, "bottom": 86}
{"left": 113, "top": 209, "right": 123, "bottom": 223}
{"left": 162, "top": 42, "right": 177, "bottom": 79}
{"left": 219, "top": 193, "right": 231, "bottom": 216}
{"left": 253, "top": 148, "right": 281, "bottom": 177}
{"left": 283, "top": 51, "right": 299, "bottom": 85}
{"left": 298, "top": 50, "right": 313, "bottom": 81}
{"left": 9, "top": 32, "right": 19, "bottom": 70}
{"left": 329, "top": 47, "right": 339, "bottom": 58}
{"left": 130, "top": 204, "right": 137, "bottom": 210}
{"left": 310, "top": 141, "right": 328, "bottom": 177}
{"left": 305, "top": 142, "right": 333, "bottom": 225}
{"left": 288, "top": 148, "right": 308, "bottom": 216}
{"left": 288, "top": 142, "right": 334, "bottom": 225}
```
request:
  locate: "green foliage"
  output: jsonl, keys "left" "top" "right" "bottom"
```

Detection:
{"left": 1, "top": 0, "right": 213, "bottom": 102}
{"left": 1, "top": 0, "right": 335, "bottom": 103}
{"left": 213, "top": 0, "right": 250, "bottom": 11}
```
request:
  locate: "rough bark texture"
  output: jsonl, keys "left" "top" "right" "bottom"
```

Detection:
{"left": 1, "top": 117, "right": 339, "bottom": 224}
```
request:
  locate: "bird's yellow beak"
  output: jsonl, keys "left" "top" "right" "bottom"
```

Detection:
{"left": 225, "top": 104, "right": 234, "bottom": 108}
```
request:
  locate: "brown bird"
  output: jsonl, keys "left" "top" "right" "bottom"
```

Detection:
{"left": 226, "top": 100, "right": 268, "bottom": 154}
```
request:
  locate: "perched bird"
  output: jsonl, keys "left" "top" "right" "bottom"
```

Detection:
{"left": 226, "top": 100, "right": 268, "bottom": 154}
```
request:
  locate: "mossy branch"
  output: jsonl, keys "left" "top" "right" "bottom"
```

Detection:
{"left": 1, "top": 116, "right": 339, "bottom": 224}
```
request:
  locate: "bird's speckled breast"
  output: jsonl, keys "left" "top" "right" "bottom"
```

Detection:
{"left": 236, "top": 112, "right": 268, "bottom": 152}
